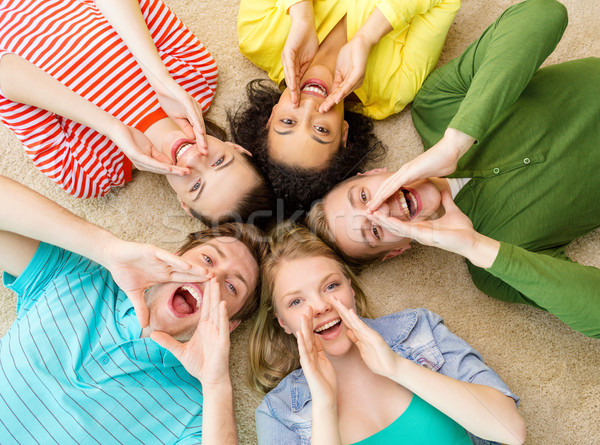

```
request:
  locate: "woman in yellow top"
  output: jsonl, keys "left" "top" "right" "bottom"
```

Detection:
{"left": 232, "top": 0, "right": 460, "bottom": 215}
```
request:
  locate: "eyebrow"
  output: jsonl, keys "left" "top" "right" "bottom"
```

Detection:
{"left": 273, "top": 127, "right": 332, "bottom": 145}
{"left": 193, "top": 156, "right": 235, "bottom": 202}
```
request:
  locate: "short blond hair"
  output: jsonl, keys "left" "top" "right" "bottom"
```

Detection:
{"left": 248, "top": 223, "right": 371, "bottom": 394}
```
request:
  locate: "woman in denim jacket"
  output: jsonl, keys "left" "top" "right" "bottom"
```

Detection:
{"left": 249, "top": 225, "right": 525, "bottom": 444}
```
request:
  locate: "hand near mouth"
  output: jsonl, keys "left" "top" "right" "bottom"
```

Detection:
{"left": 331, "top": 296, "right": 399, "bottom": 380}
{"left": 370, "top": 190, "right": 500, "bottom": 268}
{"left": 101, "top": 239, "right": 212, "bottom": 328}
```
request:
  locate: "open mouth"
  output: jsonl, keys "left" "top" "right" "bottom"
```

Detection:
{"left": 171, "top": 139, "right": 195, "bottom": 164}
{"left": 398, "top": 188, "right": 419, "bottom": 220}
{"left": 300, "top": 78, "right": 328, "bottom": 98}
{"left": 170, "top": 284, "right": 202, "bottom": 317}
{"left": 314, "top": 318, "right": 341, "bottom": 337}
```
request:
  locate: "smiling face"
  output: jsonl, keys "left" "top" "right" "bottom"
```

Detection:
{"left": 323, "top": 172, "right": 447, "bottom": 259}
{"left": 165, "top": 136, "right": 261, "bottom": 220}
{"left": 143, "top": 236, "right": 259, "bottom": 341}
{"left": 268, "top": 74, "right": 349, "bottom": 170}
{"left": 273, "top": 255, "right": 356, "bottom": 357}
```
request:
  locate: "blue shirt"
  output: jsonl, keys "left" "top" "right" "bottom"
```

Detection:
{"left": 255, "top": 309, "right": 519, "bottom": 445}
{"left": 0, "top": 243, "right": 203, "bottom": 444}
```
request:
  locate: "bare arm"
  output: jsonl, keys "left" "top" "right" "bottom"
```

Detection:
{"left": 94, "top": 0, "right": 209, "bottom": 151}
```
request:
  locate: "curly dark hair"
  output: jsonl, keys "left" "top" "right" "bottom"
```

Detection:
{"left": 228, "top": 80, "right": 386, "bottom": 219}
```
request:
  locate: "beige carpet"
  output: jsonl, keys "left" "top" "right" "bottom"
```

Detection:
{"left": 1, "top": 0, "right": 599, "bottom": 443}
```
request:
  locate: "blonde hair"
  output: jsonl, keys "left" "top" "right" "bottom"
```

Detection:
{"left": 248, "top": 224, "right": 371, "bottom": 394}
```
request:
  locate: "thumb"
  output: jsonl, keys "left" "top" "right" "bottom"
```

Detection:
{"left": 347, "top": 328, "right": 359, "bottom": 345}
{"left": 151, "top": 331, "right": 182, "bottom": 356}
{"left": 440, "top": 188, "right": 457, "bottom": 212}
{"left": 129, "top": 292, "right": 150, "bottom": 328}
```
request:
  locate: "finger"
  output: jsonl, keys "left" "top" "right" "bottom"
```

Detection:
{"left": 151, "top": 331, "right": 182, "bottom": 357}
{"left": 370, "top": 211, "right": 409, "bottom": 237}
{"left": 347, "top": 328, "right": 359, "bottom": 345}
{"left": 331, "top": 295, "right": 361, "bottom": 332}
{"left": 200, "top": 277, "right": 216, "bottom": 321}
{"left": 313, "top": 334, "right": 325, "bottom": 354}
{"left": 129, "top": 291, "right": 150, "bottom": 328}
{"left": 318, "top": 96, "right": 336, "bottom": 113}
{"left": 440, "top": 188, "right": 457, "bottom": 212}
{"left": 368, "top": 182, "right": 400, "bottom": 212}
{"left": 296, "top": 330, "right": 308, "bottom": 360}
{"left": 219, "top": 301, "right": 230, "bottom": 343}
{"left": 300, "top": 311, "right": 314, "bottom": 355}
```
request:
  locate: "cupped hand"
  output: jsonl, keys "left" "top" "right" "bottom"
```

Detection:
{"left": 319, "top": 35, "right": 372, "bottom": 113}
{"left": 330, "top": 296, "right": 399, "bottom": 380}
{"left": 367, "top": 129, "right": 475, "bottom": 212}
{"left": 102, "top": 238, "right": 212, "bottom": 328}
{"left": 282, "top": 19, "right": 319, "bottom": 107}
{"left": 154, "top": 80, "right": 209, "bottom": 154}
{"left": 297, "top": 308, "right": 337, "bottom": 406}
{"left": 151, "top": 277, "right": 232, "bottom": 386}
{"left": 109, "top": 121, "right": 190, "bottom": 176}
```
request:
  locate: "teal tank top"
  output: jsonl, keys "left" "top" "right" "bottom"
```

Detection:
{"left": 351, "top": 394, "right": 472, "bottom": 445}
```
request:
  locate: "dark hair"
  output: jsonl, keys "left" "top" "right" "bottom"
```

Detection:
{"left": 191, "top": 119, "right": 275, "bottom": 228}
{"left": 228, "top": 80, "right": 385, "bottom": 219}
{"left": 178, "top": 222, "right": 268, "bottom": 322}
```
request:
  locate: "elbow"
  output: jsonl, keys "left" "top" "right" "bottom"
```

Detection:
{"left": 503, "top": 409, "right": 527, "bottom": 445}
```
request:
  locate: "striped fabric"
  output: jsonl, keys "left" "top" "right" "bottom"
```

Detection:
{"left": 1, "top": 243, "right": 204, "bottom": 444}
{"left": 0, "top": 0, "right": 217, "bottom": 198}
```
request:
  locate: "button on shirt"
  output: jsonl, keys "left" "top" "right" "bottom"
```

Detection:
{"left": 0, "top": 243, "right": 204, "bottom": 444}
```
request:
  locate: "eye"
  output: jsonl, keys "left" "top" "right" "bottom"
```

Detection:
{"left": 212, "top": 156, "right": 224, "bottom": 167}
{"left": 289, "top": 298, "right": 301, "bottom": 308}
{"left": 360, "top": 189, "right": 368, "bottom": 203}
{"left": 313, "top": 125, "right": 329, "bottom": 134}
{"left": 191, "top": 180, "right": 201, "bottom": 191}
{"left": 371, "top": 225, "right": 381, "bottom": 240}
{"left": 202, "top": 254, "right": 213, "bottom": 267}
{"left": 280, "top": 118, "right": 294, "bottom": 125}
{"left": 325, "top": 282, "right": 339, "bottom": 292}
{"left": 226, "top": 282, "right": 237, "bottom": 296}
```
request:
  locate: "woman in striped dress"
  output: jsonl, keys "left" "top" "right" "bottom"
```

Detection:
{"left": 0, "top": 0, "right": 271, "bottom": 224}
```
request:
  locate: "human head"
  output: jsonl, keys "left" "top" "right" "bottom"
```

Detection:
{"left": 146, "top": 118, "right": 274, "bottom": 227}
{"left": 248, "top": 224, "right": 370, "bottom": 394}
{"left": 306, "top": 171, "right": 446, "bottom": 266}
{"left": 144, "top": 222, "right": 267, "bottom": 341}
{"left": 229, "top": 80, "right": 385, "bottom": 217}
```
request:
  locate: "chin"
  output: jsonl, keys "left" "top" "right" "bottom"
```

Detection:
{"left": 323, "top": 336, "right": 354, "bottom": 358}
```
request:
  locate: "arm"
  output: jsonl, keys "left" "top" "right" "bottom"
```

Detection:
{"left": 0, "top": 176, "right": 210, "bottom": 326}
{"left": 152, "top": 278, "right": 238, "bottom": 445}
{"left": 94, "top": 0, "right": 208, "bottom": 151}
{"left": 0, "top": 53, "right": 187, "bottom": 175}
{"left": 331, "top": 298, "right": 525, "bottom": 445}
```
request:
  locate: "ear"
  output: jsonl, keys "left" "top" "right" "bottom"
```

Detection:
{"left": 341, "top": 120, "right": 349, "bottom": 148}
{"left": 381, "top": 244, "right": 411, "bottom": 261}
{"left": 178, "top": 198, "right": 193, "bottom": 217}
{"left": 229, "top": 319, "right": 241, "bottom": 333}
{"left": 277, "top": 316, "right": 293, "bottom": 335}
{"left": 266, "top": 105, "right": 276, "bottom": 129}
{"left": 359, "top": 168, "right": 388, "bottom": 176}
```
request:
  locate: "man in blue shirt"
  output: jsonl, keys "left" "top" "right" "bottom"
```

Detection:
{"left": 0, "top": 176, "right": 266, "bottom": 444}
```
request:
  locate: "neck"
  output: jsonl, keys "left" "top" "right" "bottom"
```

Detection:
{"left": 310, "top": 16, "right": 348, "bottom": 78}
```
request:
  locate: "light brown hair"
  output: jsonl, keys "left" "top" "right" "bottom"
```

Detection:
{"left": 248, "top": 224, "right": 371, "bottom": 394}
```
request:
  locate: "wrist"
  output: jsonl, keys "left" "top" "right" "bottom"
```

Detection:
{"left": 465, "top": 232, "right": 501, "bottom": 269}
{"left": 201, "top": 378, "right": 233, "bottom": 394}
{"left": 288, "top": 0, "right": 314, "bottom": 23}
{"left": 444, "top": 128, "right": 475, "bottom": 159}
{"left": 388, "top": 355, "right": 407, "bottom": 384}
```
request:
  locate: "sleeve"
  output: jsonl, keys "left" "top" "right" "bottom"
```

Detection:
{"left": 255, "top": 400, "right": 303, "bottom": 445}
{"left": 2, "top": 243, "right": 97, "bottom": 315}
{"left": 423, "top": 309, "right": 519, "bottom": 405}
{"left": 412, "top": 0, "right": 567, "bottom": 147}
{"left": 480, "top": 242, "right": 600, "bottom": 339}
{"left": 376, "top": 0, "right": 448, "bottom": 31}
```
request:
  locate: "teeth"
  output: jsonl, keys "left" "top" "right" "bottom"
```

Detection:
{"left": 181, "top": 285, "right": 202, "bottom": 308}
{"left": 315, "top": 319, "right": 341, "bottom": 333}
{"left": 175, "top": 143, "right": 192, "bottom": 162}
{"left": 301, "top": 84, "right": 327, "bottom": 97}
{"left": 399, "top": 192, "right": 411, "bottom": 219}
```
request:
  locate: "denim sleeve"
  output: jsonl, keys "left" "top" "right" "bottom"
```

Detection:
{"left": 423, "top": 309, "right": 520, "bottom": 405}
{"left": 256, "top": 402, "right": 304, "bottom": 445}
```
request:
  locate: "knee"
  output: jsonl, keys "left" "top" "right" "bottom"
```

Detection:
{"left": 530, "top": 0, "right": 568, "bottom": 30}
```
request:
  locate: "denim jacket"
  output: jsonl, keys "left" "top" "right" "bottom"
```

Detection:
{"left": 255, "top": 308, "right": 519, "bottom": 445}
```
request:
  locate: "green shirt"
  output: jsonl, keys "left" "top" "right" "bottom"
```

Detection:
{"left": 412, "top": 0, "right": 600, "bottom": 337}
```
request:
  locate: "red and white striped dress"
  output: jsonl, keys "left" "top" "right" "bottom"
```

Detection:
{"left": 0, "top": 0, "right": 217, "bottom": 198}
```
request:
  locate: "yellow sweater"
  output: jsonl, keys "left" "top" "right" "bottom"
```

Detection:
{"left": 238, "top": 0, "right": 460, "bottom": 119}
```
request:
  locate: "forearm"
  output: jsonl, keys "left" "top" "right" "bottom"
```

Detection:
{"left": 288, "top": 1, "right": 315, "bottom": 24}
{"left": 0, "top": 176, "right": 117, "bottom": 265}
{"left": 94, "top": 0, "right": 172, "bottom": 90}
{"left": 353, "top": 7, "right": 393, "bottom": 48}
{"left": 391, "top": 358, "right": 525, "bottom": 444}
{"left": 201, "top": 381, "right": 238, "bottom": 445}
{"left": 376, "top": 0, "right": 443, "bottom": 31}
{"left": 310, "top": 402, "right": 342, "bottom": 445}
{"left": 0, "top": 54, "right": 121, "bottom": 137}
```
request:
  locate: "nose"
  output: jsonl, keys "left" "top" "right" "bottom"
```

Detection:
{"left": 310, "top": 295, "right": 332, "bottom": 317}
{"left": 374, "top": 199, "right": 390, "bottom": 216}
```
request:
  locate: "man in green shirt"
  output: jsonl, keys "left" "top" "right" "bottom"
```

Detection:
{"left": 307, "top": 0, "right": 600, "bottom": 338}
